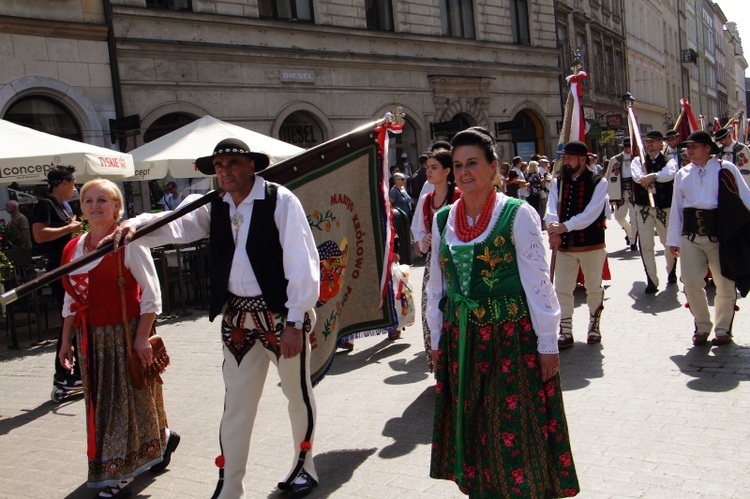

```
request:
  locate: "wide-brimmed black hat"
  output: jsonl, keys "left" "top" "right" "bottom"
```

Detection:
{"left": 195, "top": 138, "right": 270, "bottom": 175}
{"left": 665, "top": 130, "right": 680, "bottom": 140}
{"left": 622, "top": 138, "right": 631, "bottom": 148}
{"left": 561, "top": 141, "right": 588, "bottom": 157}
{"left": 677, "top": 131, "right": 721, "bottom": 155}
{"left": 644, "top": 130, "right": 664, "bottom": 141}
{"left": 713, "top": 128, "right": 730, "bottom": 141}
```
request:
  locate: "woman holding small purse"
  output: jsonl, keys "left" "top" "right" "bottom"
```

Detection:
{"left": 58, "top": 179, "right": 179, "bottom": 499}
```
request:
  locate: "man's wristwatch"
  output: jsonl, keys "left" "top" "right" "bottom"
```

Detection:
{"left": 286, "top": 320, "right": 304, "bottom": 330}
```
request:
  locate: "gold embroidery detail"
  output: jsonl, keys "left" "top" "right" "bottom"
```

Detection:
{"left": 473, "top": 306, "right": 486, "bottom": 320}
{"left": 477, "top": 246, "right": 502, "bottom": 270}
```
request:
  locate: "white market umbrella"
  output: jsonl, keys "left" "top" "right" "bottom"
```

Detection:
{"left": 0, "top": 119, "right": 135, "bottom": 185}
{"left": 127, "top": 115, "right": 304, "bottom": 181}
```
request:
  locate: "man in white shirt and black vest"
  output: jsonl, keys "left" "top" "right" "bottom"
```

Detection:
{"left": 545, "top": 141, "right": 609, "bottom": 349}
{"left": 604, "top": 138, "right": 637, "bottom": 250}
{"left": 665, "top": 129, "right": 689, "bottom": 168}
{"left": 668, "top": 131, "right": 750, "bottom": 347}
{"left": 112, "top": 138, "right": 321, "bottom": 498}
{"left": 631, "top": 130, "right": 678, "bottom": 293}
{"left": 714, "top": 127, "right": 750, "bottom": 176}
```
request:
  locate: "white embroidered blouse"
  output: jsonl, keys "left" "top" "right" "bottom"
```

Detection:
{"left": 426, "top": 193, "right": 560, "bottom": 354}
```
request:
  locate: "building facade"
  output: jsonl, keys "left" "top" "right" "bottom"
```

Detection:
{"left": 555, "top": 0, "right": 628, "bottom": 159}
{"left": 625, "top": 0, "right": 681, "bottom": 136}
{"left": 110, "top": 0, "right": 563, "bottom": 173}
{"left": 0, "top": 1, "right": 117, "bottom": 208}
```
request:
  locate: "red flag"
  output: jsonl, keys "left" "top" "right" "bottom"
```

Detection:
{"left": 675, "top": 99, "right": 698, "bottom": 140}
{"left": 713, "top": 117, "right": 722, "bottom": 133}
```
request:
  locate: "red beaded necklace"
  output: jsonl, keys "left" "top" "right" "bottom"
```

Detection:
{"left": 454, "top": 189, "right": 496, "bottom": 242}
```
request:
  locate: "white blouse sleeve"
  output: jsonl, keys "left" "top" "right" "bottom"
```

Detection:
{"left": 511, "top": 203, "right": 561, "bottom": 354}
{"left": 426, "top": 209, "right": 447, "bottom": 351}
{"left": 412, "top": 193, "right": 431, "bottom": 253}
{"left": 125, "top": 243, "right": 162, "bottom": 315}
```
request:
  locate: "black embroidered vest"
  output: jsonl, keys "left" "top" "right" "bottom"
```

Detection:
{"left": 633, "top": 153, "right": 674, "bottom": 209}
{"left": 208, "top": 182, "right": 288, "bottom": 321}
{"left": 559, "top": 168, "right": 606, "bottom": 251}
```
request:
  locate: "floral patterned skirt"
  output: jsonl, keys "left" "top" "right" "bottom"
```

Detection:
{"left": 430, "top": 311, "right": 579, "bottom": 498}
{"left": 421, "top": 250, "right": 434, "bottom": 372}
{"left": 77, "top": 319, "right": 168, "bottom": 488}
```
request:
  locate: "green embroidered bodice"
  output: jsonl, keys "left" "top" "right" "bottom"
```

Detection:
{"left": 437, "top": 198, "right": 527, "bottom": 326}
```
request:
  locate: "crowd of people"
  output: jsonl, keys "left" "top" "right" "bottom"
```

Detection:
{"left": 26, "top": 120, "right": 750, "bottom": 498}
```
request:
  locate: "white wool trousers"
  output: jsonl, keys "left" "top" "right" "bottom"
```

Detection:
{"left": 554, "top": 247, "right": 607, "bottom": 325}
{"left": 636, "top": 205, "right": 676, "bottom": 287}
{"left": 216, "top": 312, "right": 317, "bottom": 499}
{"left": 679, "top": 235, "right": 736, "bottom": 336}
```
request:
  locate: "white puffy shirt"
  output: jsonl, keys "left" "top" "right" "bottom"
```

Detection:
{"left": 131, "top": 177, "right": 320, "bottom": 323}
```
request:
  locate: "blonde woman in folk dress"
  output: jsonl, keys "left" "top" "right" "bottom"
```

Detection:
{"left": 411, "top": 148, "right": 461, "bottom": 372}
{"left": 58, "top": 179, "right": 179, "bottom": 499}
{"left": 426, "top": 128, "right": 579, "bottom": 498}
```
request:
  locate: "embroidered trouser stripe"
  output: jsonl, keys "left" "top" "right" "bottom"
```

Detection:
{"left": 282, "top": 329, "right": 316, "bottom": 487}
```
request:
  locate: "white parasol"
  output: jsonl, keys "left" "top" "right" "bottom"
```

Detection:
{"left": 127, "top": 115, "right": 304, "bottom": 181}
{"left": 0, "top": 119, "right": 135, "bottom": 185}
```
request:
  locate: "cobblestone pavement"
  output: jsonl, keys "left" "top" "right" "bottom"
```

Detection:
{"left": 1, "top": 225, "right": 750, "bottom": 498}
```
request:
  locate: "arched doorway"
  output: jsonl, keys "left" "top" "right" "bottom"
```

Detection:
{"left": 431, "top": 112, "right": 477, "bottom": 143}
{"left": 510, "top": 110, "right": 545, "bottom": 159}
{"left": 4, "top": 95, "right": 82, "bottom": 141}
{"left": 278, "top": 111, "right": 325, "bottom": 149}
{"left": 143, "top": 112, "right": 197, "bottom": 143}
{"left": 3, "top": 96, "right": 83, "bottom": 216}
{"left": 391, "top": 117, "right": 420, "bottom": 177}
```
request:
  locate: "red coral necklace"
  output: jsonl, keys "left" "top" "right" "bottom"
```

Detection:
{"left": 454, "top": 190, "right": 496, "bottom": 242}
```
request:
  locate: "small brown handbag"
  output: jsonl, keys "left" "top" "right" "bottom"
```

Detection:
{"left": 118, "top": 249, "right": 170, "bottom": 390}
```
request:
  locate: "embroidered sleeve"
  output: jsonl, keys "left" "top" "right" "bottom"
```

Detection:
{"left": 512, "top": 203, "right": 560, "bottom": 354}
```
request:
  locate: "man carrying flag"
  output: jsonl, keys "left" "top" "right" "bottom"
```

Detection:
{"left": 665, "top": 130, "right": 688, "bottom": 168}
{"left": 714, "top": 127, "right": 750, "bottom": 176}
{"left": 631, "top": 130, "right": 678, "bottom": 293}
{"left": 546, "top": 141, "right": 609, "bottom": 348}
{"left": 605, "top": 138, "right": 637, "bottom": 250}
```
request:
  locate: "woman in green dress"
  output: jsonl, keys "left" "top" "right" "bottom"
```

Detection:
{"left": 426, "top": 127, "right": 579, "bottom": 498}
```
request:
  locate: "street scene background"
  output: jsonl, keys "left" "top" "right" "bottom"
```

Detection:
{"left": 2, "top": 225, "right": 750, "bottom": 498}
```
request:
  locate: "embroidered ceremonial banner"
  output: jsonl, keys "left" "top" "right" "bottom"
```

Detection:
{"left": 261, "top": 121, "right": 398, "bottom": 383}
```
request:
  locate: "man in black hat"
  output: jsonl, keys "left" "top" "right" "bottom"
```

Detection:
{"left": 714, "top": 128, "right": 750, "bottom": 175}
{"left": 545, "top": 141, "right": 609, "bottom": 348}
{"left": 32, "top": 165, "right": 83, "bottom": 392}
{"left": 631, "top": 130, "right": 678, "bottom": 293}
{"left": 111, "top": 138, "right": 321, "bottom": 498}
{"left": 665, "top": 130, "right": 689, "bottom": 168}
{"left": 667, "top": 130, "right": 750, "bottom": 346}
{"left": 604, "top": 138, "right": 637, "bottom": 250}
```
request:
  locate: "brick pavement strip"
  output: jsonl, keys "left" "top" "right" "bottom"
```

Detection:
{"left": 2, "top": 226, "right": 750, "bottom": 498}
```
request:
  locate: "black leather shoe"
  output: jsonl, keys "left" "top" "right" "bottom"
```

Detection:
{"left": 150, "top": 430, "right": 181, "bottom": 474}
{"left": 278, "top": 469, "right": 318, "bottom": 498}
{"left": 644, "top": 283, "right": 658, "bottom": 294}
{"left": 668, "top": 270, "right": 677, "bottom": 284}
{"left": 630, "top": 244, "right": 638, "bottom": 251}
